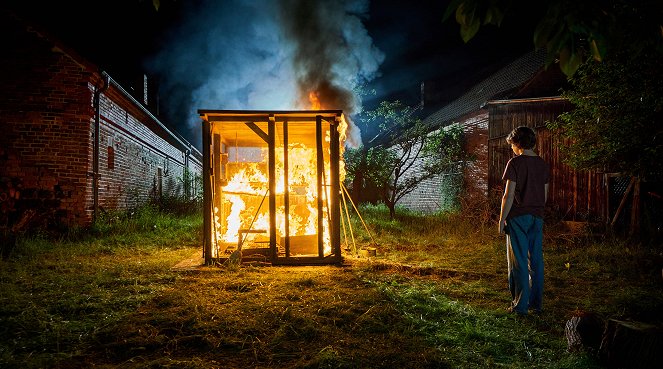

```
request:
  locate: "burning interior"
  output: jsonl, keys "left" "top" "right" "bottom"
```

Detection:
{"left": 199, "top": 110, "right": 345, "bottom": 265}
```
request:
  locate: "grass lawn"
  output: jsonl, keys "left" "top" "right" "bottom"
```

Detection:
{"left": 1, "top": 205, "right": 661, "bottom": 368}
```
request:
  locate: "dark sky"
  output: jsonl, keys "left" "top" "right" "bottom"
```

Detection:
{"left": 363, "top": 0, "right": 536, "bottom": 106}
{"left": 6, "top": 0, "right": 541, "bottom": 150}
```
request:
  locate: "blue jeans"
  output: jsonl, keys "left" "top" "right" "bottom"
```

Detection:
{"left": 505, "top": 214, "right": 544, "bottom": 314}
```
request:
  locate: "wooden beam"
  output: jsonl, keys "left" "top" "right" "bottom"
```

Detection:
{"left": 611, "top": 176, "right": 635, "bottom": 227}
{"left": 629, "top": 177, "right": 641, "bottom": 237}
{"left": 268, "top": 115, "right": 277, "bottom": 262}
{"left": 203, "top": 119, "right": 212, "bottom": 265}
{"left": 329, "top": 117, "right": 341, "bottom": 260}
{"left": 205, "top": 115, "right": 341, "bottom": 123}
{"left": 283, "top": 120, "right": 291, "bottom": 258}
{"left": 316, "top": 115, "right": 324, "bottom": 257}
{"left": 245, "top": 122, "right": 269, "bottom": 143}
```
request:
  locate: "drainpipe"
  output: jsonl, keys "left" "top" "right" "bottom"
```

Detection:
{"left": 92, "top": 73, "right": 110, "bottom": 224}
{"left": 184, "top": 146, "right": 191, "bottom": 198}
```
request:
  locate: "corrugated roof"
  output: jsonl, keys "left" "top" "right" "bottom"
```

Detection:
{"left": 423, "top": 49, "right": 547, "bottom": 129}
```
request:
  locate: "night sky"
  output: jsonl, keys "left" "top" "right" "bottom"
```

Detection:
{"left": 5, "top": 0, "right": 542, "bottom": 150}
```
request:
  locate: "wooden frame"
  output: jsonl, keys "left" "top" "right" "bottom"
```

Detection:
{"left": 199, "top": 110, "right": 343, "bottom": 265}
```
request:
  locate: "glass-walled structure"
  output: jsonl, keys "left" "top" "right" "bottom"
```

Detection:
{"left": 199, "top": 110, "right": 344, "bottom": 265}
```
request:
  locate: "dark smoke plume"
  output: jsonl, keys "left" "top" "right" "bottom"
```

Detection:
{"left": 146, "top": 0, "right": 383, "bottom": 149}
{"left": 277, "top": 0, "right": 384, "bottom": 147}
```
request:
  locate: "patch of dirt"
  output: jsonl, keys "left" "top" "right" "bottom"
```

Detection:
{"left": 85, "top": 260, "right": 449, "bottom": 368}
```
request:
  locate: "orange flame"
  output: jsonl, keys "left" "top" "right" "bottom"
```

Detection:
{"left": 308, "top": 91, "right": 322, "bottom": 110}
{"left": 212, "top": 94, "right": 351, "bottom": 257}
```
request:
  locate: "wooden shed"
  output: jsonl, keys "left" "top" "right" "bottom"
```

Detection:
{"left": 487, "top": 97, "right": 609, "bottom": 222}
{"left": 199, "top": 110, "right": 344, "bottom": 265}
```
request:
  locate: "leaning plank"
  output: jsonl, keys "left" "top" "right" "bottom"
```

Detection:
{"left": 610, "top": 177, "right": 635, "bottom": 227}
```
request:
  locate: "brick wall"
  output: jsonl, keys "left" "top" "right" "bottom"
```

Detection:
{"left": 1, "top": 12, "right": 95, "bottom": 229}
{"left": 97, "top": 90, "right": 200, "bottom": 212}
{"left": 461, "top": 111, "right": 489, "bottom": 203}
{"left": 397, "top": 110, "right": 489, "bottom": 214}
{"left": 0, "top": 10, "right": 202, "bottom": 231}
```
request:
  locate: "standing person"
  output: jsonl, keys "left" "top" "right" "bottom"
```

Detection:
{"left": 499, "top": 126, "right": 549, "bottom": 316}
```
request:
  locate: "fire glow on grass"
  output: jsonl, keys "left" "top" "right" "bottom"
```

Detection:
{"left": 199, "top": 102, "right": 346, "bottom": 264}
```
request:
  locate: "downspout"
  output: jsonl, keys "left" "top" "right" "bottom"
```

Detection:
{"left": 92, "top": 73, "right": 110, "bottom": 224}
{"left": 185, "top": 146, "right": 191, "bottom": 198}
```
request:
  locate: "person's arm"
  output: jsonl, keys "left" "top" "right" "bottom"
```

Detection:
{"left": 499, "top": 180, "right": 516, "bottom": 234}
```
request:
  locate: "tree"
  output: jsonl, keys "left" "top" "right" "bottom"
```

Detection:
{"left": 549, "top": 47, "right": 663, "bottom": 237}
{"left": 444, "top": 0, "right": 663, "bottom": 77}
{"left": 548, "top": 20, "right": 663, "bottom": 180}
{"left": 344, "top": 101, "right": 471, "bottom": 219}
{"left": 446, "top": 0, "right": 663, "bottom": 236}
{"left": 547, "top": 0, "right": 663, "bottom": 179}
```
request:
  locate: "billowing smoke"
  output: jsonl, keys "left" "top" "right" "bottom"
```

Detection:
{"left": 276, "top": 0, "right": 384, "bottom": 147}
{"left": 145, "top": 0, "right": 383, "bottom": 150}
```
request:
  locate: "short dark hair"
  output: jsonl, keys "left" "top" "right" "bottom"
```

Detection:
{"left": 506, "top": 126, "right": 537, "bottom": 149}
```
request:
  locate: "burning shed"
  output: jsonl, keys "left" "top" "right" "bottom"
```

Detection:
{"left": 199, "top": 110, "right": 345, "bottom": 265}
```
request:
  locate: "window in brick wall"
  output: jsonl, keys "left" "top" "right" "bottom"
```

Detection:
{"left": 108, "top": 146, "right": 115, "bottom": 170}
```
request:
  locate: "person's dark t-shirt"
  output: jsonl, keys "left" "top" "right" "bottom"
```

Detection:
{"left": 502, "top": 155, "right": 550, "bottom": 219}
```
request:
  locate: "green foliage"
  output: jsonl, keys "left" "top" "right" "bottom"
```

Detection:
{"left": 445, "top": 0, "right": 663, "bottom": 77}
{"left": 180, "top": 169, "right": 204, "bottom": 203}
{"left": 423, "top": 123, "right": 473, "bottom": 173}
{"left": 446, "top": 1, "right": 663, "bottom": 178}
{"left": 438, "top": 172, "right": 463, "bottom": 212}
{"left": 150, "top": 171, "right": 203, "bottom": 216}
{"left": 94, "top": 204, "right": 200, "bottom": 238}
{"left": 2, "top": 204, "right": 661, "bottom": 368}
{"left": 347, "top": 102, "right": 472, "bottom": 219}
{"left": 344, "top": 145, "right": 397, "bottom": 196}
{"left": 443, "top": 0, "right": 506, "bottom": 43}
{"left": 547, "top": 38, "right": 663, "bottom": 179}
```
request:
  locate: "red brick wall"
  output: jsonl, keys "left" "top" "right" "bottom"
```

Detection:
{"left": 1, "top": 11, "right": 202, "bottom": 231}
{"left": 461, "top": 111, "right": 489, "bottom": 202}
{"left": 1, "top": 13, "right": 94, "bottom": 228}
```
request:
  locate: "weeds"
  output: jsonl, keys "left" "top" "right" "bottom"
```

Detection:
{"left": 1, "top": 204, "right": 661, "bottom": 368}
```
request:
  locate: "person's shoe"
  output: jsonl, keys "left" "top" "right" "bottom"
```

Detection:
{"left": 506, "top": 306, "right": 527, "bottom": 316}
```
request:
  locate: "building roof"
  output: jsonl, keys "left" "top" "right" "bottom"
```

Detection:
{"left": 199, "top": 109, "right": 344, "bottom": 147}
{"left": 422, "top": 49, "right": 548, "bottom": 129}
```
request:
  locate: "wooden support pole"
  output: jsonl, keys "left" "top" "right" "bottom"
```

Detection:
{"left": 316, "top": 115, "right": 324, "bottom": 257}
{"left": 202, "top": 118, "right": 212, "bottom": 265}
{"left": 341, "top": 187, "right": 356, "bottom": 253}
{"left": 629, "top": 176, "right": 641, "bottom": 237}
{"left": 573, "top": 170, "right": 578, "bottom": 221}
{"left": 605, "top": 174, "right": 611, "bottom": 226}
{"left": 283, "top": 121, "right": 291, "bottom": 257}
{"left": 268, "top": 115, "right": 277, "bottom": 261}
{"left": 212, "top": 134, "right": 224, "bottom": 254}
{"left": 245, "top": 122, "right": 269, "bottom": 143}
{"left": 329, "top": 116, "right": 341, "bottom": 260}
